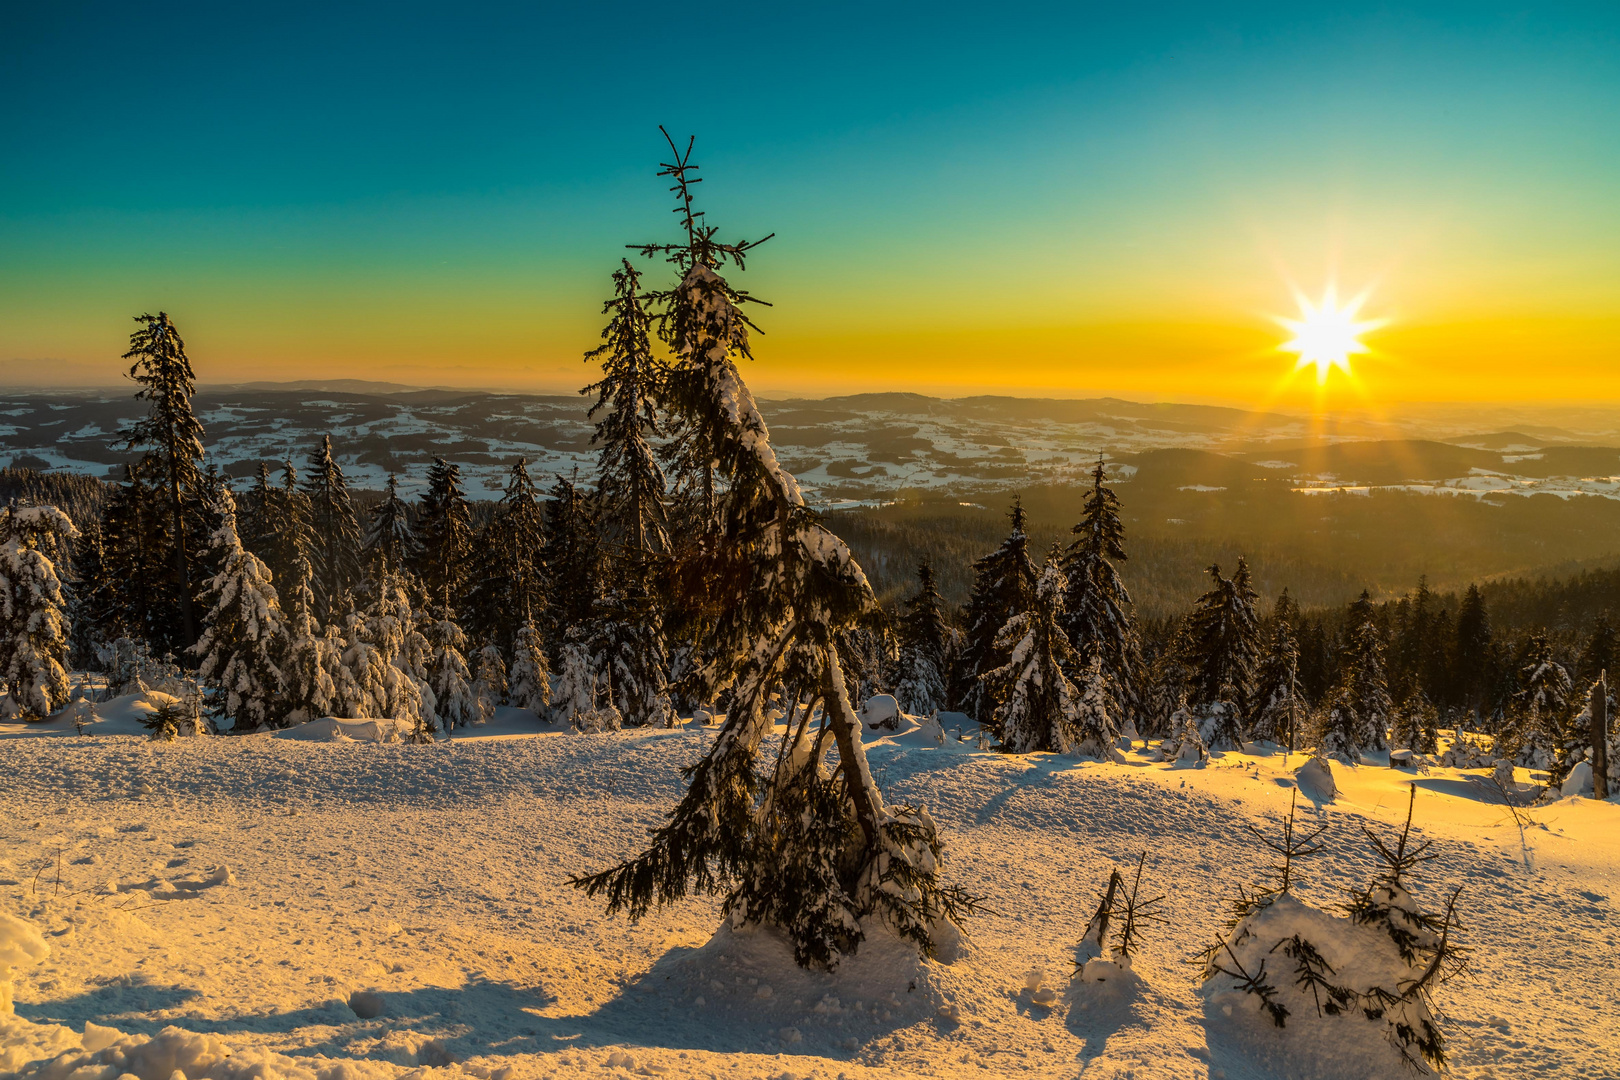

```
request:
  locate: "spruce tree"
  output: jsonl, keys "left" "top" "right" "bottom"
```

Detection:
{"left": 1453, "top": 584, "right": 1492, "bottom": 721}
{"left": 122, "top": 312, "right": 207, "bottom": 648}
{"left": 1184, "top": 559, "right": 1262, "bottom": 747}
{"left": 426, "top": 607, "right": 477, "bottom": 732}
{"left": 508, "top": 620, "right": 552, "bottom": 714}
{"left": 466, "top": 459, "right": 549, "bottom": 657}
{"left": 471, "top": 644, "right": 508, "bottom": 724}
{"left": 278, "top": 554, "right": 341, "bottom": 725}
{"left": 0, "top": 505, "right": 79, "bottom": 718}
{"left": 302, "top": 435, "right": 364, "bottom": 623}
{"left": 954, "top": 498, "right": 1039, "bottom": 725}
{"left": 1142, "top": 618, "right": 1194, "bottom": 739}
{"left": 592, "top": 586, "right": 673, "bottom": 726}
{"left": 367, "top": 474, "right": 416, "bottom": 569}
{"left": 92, "top": 464, "right": 169, "bottom": 647}
{"left": 415, "top": 458, "right": 474, "bottom": 612}
{"left": 984, "top": 553, "right": 1120, "bottom": 757}
{"left": 1060, "top": 456, "right": 1139, "bottom": 713}
{"left": 585, "top": 258, "right": 670, "bottom": 560}
{"left": 894, "top": 560, "right": 949, "bottom": 716}
{"left": 551, "top": 632, "right": 611, "bottom": 729}
{"left": 239, "top": 462, "right": 277, "bottom": 561}
{"left": 542, "top": 474, "right": 599, "bottom": 645}
{"left": 1251, "top": 590, "right": 1305, "bottom": 747}
{"left": 192, "top": 490, "right": 285, "bottom": 731}
{"left": 1502, "top": 630, "right": 1570, "bottom": 768}
{"left": 336, "top": 561, "right": 427, "bottom": 732}
{"left": 1317, "top": 591, "right": 1393, "bottom": 762}
{"left": 267, "top": 458, "right": 316, "bottom": 590}
{"left": 1390, "top": 689, "right": 1440, "bottom": 755}
{"left": 1577, "top": 612, "right": 1617, "bottom": 687}
{"left": 574, "top": 133, "right": 972, "bottom": 969}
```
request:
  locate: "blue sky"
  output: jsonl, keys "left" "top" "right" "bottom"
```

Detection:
{"left": 3, "top": 3, "right": 1617, "bottom": 400}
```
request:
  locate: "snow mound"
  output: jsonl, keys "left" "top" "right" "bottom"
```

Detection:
{"left": 0, "top": 911, "right": 48, "bottom": 971}
{"left": 594, "top": 919, "right": 955, "bottom": 1055}
{"left": 1295, "top": 755, "right": 1337, "bottom": 802}
{"left": 0, "top": 912, "right": 49, "bottom": 1016}
{"left": 272, "top": 717, "right": 404, "bottom": 743}
{"left": 1, "top": 1015, "right": 419, "bottom": 1079}
{"left": 858, "top": 694, "right": 900, "bottom": 731}
{"left": 1203, "top": 896, "right": 1434, "bottom": 1078}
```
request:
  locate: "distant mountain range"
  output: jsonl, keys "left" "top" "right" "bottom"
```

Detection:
{"left": 5, "top": 385, "right": 1619, "bottom": 506}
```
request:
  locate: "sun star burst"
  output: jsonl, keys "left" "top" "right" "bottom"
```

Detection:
{"left": 1278, "top": 287, "right": 1384, "bottom": 384}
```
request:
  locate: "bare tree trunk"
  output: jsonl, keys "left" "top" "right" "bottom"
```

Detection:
{"left": 1594, "top": 671, "right": 1609, "bottom": 801}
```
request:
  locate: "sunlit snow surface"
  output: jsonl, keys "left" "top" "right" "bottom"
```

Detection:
{"left": 2, "top": 695, "right": 1617, "bottom": 1079}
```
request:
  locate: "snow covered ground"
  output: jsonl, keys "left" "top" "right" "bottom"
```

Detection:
{"left": 2, "top": 707, "right": 1616, "bottom": 1080}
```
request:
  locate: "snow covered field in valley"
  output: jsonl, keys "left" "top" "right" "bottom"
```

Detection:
{"left": 2, "top": 713, "right": 1616, "bottom": 1080}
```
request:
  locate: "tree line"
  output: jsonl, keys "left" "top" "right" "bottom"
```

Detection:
{"left": 876, "top": 463, "right": 1616, "bottom": 793}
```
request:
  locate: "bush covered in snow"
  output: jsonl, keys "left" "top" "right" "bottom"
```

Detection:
{"left": 1202, "top": 789, "right": 1464, "bottom": 1073}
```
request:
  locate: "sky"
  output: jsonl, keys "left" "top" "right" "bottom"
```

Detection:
{"left": 2, "top": 2, "right": 1617, "bottom": 407}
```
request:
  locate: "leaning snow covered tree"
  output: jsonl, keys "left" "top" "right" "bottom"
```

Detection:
{"left": 573, "top": 132, "right": 976, "bottom": 969}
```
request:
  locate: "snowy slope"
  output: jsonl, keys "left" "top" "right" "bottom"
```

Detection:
{"left": 1, "top": 718, "right": 1616, "bottom": 1079}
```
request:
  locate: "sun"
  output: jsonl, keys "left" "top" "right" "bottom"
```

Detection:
{"left": 1277, "top": 286, "right": 1384, "bottom": 384}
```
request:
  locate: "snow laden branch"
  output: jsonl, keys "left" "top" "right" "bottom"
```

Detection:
{"left": 572, "top": 138, "right": 976, "bottom": 968}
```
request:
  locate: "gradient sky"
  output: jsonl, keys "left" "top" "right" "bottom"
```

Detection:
{"left": 3, "top": 2, "right": 1617, "bottom": 405}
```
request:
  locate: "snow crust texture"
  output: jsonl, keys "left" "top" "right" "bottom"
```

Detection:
{"left": 1, "top": 723, "right": 1616, "bottom": 1079}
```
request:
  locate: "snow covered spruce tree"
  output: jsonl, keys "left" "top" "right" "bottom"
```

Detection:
{"left": 415, "top": 458, "right": 474, "bottom": 613}
{"left": 1184, "top": 559, "right": 1262, "bottom": 749}
{"left": 192, "top": 490, "right": 285, "bottom": 732}
{"left": 0, "top": 505, "right": 79, "bottom": 718}
{"left": 508, "top": 620, "right": 552, "bottom": 714}
{"left": 302, "top": 435, "right": 364, "bottom": 623}
{"left": 1203, "top": 789, "right": 1464, "bottom": 1073}
{"left": 1500, "top": 630, "right": 1570, "bottom": 768}
{"left": 1141, "top": 618, "right": 1195, "bottom": 739}
{"left": 955, "top": 498, "right": 1039, "bottom": 725}
{"left": 278, "top": 554, "right": 341, "bottom": 725}
{"left": 591, "top": 590, "right": 673, "bottom": 726}
{"left": 367, "top": 474, "right": 417, "bottom": 569}
{"left": 894, "top": 559, "right": 950, "bottom": 716}
{"left": 581, "top": 258, "right": 674, "bottom": 725}
{"left": 1250, "top": 589, "right": 1305, "bottom": 746}
{"left": 984, "top": 549, "right": 1121, "bottom": 757}
{"left": 1060, "top": 456, "right": 1140, "bottom": 715}
{"left": 573, "top": 133, "right": 975, "bottom": 968}
{"left": 471, "top": 643, "right": 507, "bottom": 724}
{"left": 1389, "top": 689, "right": 1441, "bottom": 756}
{"left": 1316, "top": 591, "right": 1393, "bottom": 762}
{"left": 586, "top": 258, "right": 671, "bottom": 561}
{"left": 336, "top": 560, "right": 426, "bottom": 733}
{"left": 426, "top": 605, "right": 478, "bottom": 732}
{"left": 122, "top": 311, "right": 208, "bottom": 648}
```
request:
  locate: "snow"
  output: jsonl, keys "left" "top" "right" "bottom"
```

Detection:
{"left": 0, "top": 716, "right": 1616, "bottom": 1078}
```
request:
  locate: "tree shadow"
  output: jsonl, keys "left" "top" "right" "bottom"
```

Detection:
{"left": 21, "top": 925, "right": 936, "bottom": 1068}
{"left": 970, "top": 755, "right": 1089, "bottom": 825}
{"left": 1063, "top": 967, "right": 1165, "bottom": 1074}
